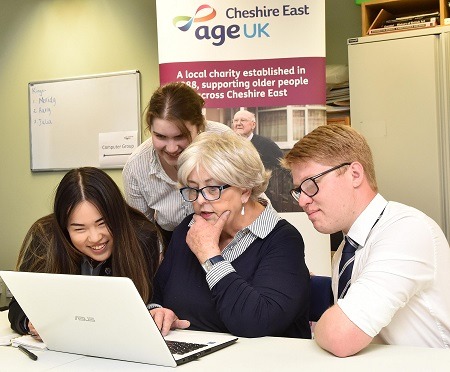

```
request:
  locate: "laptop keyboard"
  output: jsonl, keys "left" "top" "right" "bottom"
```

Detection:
{"left": 166, "top": 340, "right": 207, "bottom": 355}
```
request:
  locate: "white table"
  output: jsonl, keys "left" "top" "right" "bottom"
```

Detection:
{"left": 1, "top": 311, "right": 449, "bottom": 371}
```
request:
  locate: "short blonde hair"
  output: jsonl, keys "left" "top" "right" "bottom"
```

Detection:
{"left": 281, "top": 124, "right": 378, "bottom": 192}
{"left": 178, "top": 131, "right": 271, "bottom": 200}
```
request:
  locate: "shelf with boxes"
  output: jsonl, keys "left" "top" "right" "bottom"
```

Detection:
{"left": 361, "top": 0, "right": 450, "bottom": 35}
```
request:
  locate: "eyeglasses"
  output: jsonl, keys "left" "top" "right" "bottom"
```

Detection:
{"left": 180, "top": 184, "right": 231, "bottom": 202}
{"left": 290, "top": 163, "right": 351, "bottom": 201}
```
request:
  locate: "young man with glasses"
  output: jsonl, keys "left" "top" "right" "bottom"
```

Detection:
{"left": 281, "top": 124, "right": 450, "bottom": 356}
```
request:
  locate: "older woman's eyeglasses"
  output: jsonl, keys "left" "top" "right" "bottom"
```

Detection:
{"left": 180, "top": 185, "right": 231, "bottom": 202}
{"left": 290, "top": 163, "right": 351, "bottom": 201}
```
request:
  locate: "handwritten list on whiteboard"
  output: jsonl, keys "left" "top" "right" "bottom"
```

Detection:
{"left": 30, "top": 86, "right": 55, "bottom": 126}
{"left": 28, "top": 70, "right": 141, "bottom": 171}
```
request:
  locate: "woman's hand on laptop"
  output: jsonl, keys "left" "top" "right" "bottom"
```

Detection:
{"left": 150, "top": 308, "right": 190, "bottom": 336}
{"left": 28, "top": 321, "right": 43, "bottom": 341}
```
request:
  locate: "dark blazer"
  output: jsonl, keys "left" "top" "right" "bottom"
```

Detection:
{"left": 251, "top": 134, "right": 284, "bottom": 170}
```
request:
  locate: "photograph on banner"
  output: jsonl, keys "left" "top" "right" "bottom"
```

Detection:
{"left": 155, "top": 0, "right": 326, "bottom": 212}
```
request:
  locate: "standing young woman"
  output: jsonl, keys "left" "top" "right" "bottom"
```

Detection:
{"left": 122, "top": 82, "right": 231, "bottom": 248}
{"left": 8, "top": 167, "right": 160, "bottom": 338}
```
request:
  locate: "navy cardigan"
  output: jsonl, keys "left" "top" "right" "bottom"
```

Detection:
{"left": 153, "top": 215, "right": 311, "bottom": 339}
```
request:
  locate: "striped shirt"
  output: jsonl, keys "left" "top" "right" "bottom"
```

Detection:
{"left": 122, "top": 121, "right": 231, "bottom": 231}
{"left": 187, "top": 201, "right": 281, "bottom": 289}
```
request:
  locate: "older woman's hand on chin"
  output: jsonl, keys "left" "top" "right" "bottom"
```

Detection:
{"left": 150, "top": 308, "right": 190, "bottom": 336}
{"left": 186, "top": 210, "right": 231, "bottom": 264}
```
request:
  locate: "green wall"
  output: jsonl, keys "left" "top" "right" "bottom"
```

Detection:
{"left": 0, "top": 0, "right": 361, "bottom": 270}
{"left": 326, "top": 1, "right": 361, "bottom": 64}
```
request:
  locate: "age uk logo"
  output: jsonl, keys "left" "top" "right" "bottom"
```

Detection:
{"left": 173, "top": 4, "right": 217, "bottom": 32}
{"left": 172, "top": 4, "right": 269, "bottom": 46}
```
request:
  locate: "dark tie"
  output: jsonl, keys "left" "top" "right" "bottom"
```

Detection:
{"left": 337, "top": 236, "right": 358, "bottom": 299}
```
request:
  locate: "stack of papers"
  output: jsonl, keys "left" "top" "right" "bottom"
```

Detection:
{"left": 0, "top": 311, "right": 47, "bottom": 349}
{"left": 325, "top": 65, "right": 350, "bottom": 114}
{"left": 11, "top": 334, "right": 47, "bottom": 350}
{"left": 0, "top": 328, "right": 19, "bottom": 346}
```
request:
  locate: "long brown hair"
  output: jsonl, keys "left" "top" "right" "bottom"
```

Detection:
{"left": 16, "top": 167, "right": 160, "bottom": 303}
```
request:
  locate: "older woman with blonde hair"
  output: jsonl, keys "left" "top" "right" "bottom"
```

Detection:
{"left": 149, "top": 131, "right": 311, "bottom": 339}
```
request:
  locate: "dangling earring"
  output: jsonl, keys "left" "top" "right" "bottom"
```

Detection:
{"left": 241, "top": 204, "right": 245, "bottom": 216}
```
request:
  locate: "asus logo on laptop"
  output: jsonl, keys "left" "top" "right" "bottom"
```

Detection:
{"left": 75, "top": 316, "right": 95, "bottom": 322}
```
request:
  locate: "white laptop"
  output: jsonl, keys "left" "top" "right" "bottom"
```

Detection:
{"left": 0, "top": 270, "right": 237, "bottom": 367}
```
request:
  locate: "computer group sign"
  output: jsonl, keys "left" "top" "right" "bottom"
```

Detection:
{"left": 156, "top": 1, "right": 325, "bottom": 108}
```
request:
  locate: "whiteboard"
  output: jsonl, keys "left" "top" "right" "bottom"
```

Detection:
{"left": 28, "top": 70, "right": 141, "bottom": 171}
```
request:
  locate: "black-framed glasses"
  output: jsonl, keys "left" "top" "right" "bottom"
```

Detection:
{"left": 180, "top": 184, "right": 231, "bottom": 202}
{"left": 290, "top": 163, "right": 351, "bottom": 201}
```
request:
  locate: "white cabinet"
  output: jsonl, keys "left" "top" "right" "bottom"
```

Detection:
{"left": 348, "top": 26, "right": 450, "bottom": 237}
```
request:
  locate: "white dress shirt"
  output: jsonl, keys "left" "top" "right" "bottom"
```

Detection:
{"left": 333, "top": 194, "right": 450, "bottom": 348}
